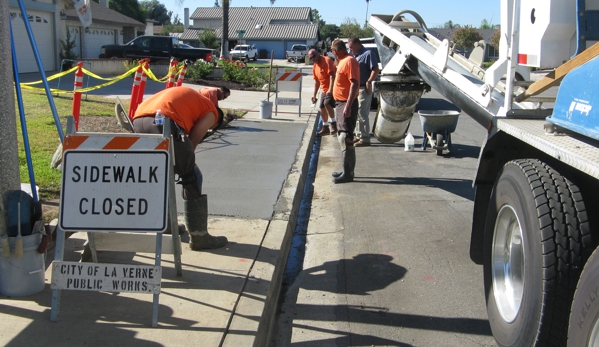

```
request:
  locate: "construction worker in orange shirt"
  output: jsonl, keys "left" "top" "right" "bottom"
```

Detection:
{"left": 133, "top": 86, "right": 227, "bottom": 250}
{"left": 199, "top": 86, "right": 231, "bottom": 108}
{"left": 308, "top": 49, "right": 338, "bottom": 136}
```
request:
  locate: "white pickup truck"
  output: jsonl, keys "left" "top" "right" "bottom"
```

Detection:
{"left": 229, "top": 44, "right": 258, "bottom": 61}
{"left": 285, "top": 44, "right": 309, "bottom": 62}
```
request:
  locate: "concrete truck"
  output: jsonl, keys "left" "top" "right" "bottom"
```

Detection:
{"left": 368, "top": 1, "right": 599, "bottom": 346}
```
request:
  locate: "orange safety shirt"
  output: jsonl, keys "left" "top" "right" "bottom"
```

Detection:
{"left": 312, "top": 56, "right": 336, "bottom": 93}
{"left": 199, "top": 87, "right": 219, "bottom": 107}
{"left": 134, "top": 87, "right": 217, "bottom": 134}
{"left": 333, "top": 55, "right": 360, "bottom": 102}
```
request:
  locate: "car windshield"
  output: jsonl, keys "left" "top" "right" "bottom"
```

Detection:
{"left": 233, "top": 46, "right": 246, "bottom": 50}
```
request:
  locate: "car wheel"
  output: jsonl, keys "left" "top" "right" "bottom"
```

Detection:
{"left": 569, "top": 246, "right": 599, "bottom": 346}
{"left": 253, "top": 54, "right": 257, "bottom": 61}
{"left": 483, "top": 159, "right": 590, "bottom": 347}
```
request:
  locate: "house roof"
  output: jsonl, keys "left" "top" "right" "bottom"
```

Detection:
{"left": 64, "top": 1, "right": 144, "bottom": 27}
{"left": 181, "top": 7, "right": 318, "bottom": 41}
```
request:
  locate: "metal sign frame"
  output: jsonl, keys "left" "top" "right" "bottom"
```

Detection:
{"left": 51, "top": 117, "right": 182, "bottom": 327}
{"left": 275, "top": 71, "right": 303, "bottom": 117}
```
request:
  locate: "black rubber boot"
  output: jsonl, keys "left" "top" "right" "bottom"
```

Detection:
{"left": 184, "top": 195, "right": 228, "bottom": 250}
{"left": 332, "top": 149, "right": 355, "bottom": 183}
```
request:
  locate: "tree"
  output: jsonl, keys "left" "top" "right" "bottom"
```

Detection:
{"left": 198, "top": 28, "right": 220, "bottom": 49}
{"left": 321, "top": 24, "right": 340, "bottom": 42}
{"left": 221, "top": 0, "right": 229, "bottom": 59}
{"left": 339, "top": 17, "right": 373, "bottom": 38}
{"left": 490, "top": 28, "right": 501, "bottom": 48}
{"left": 172, "top": 14, "right": 182, "bottom": 26}
{"left": 140, "top": 0, "right": 171, "bottom": 25}
{"left": 452, "top": 26, "right": 483, "bottom": 50}
{"left": 480, "top": 19, "right": 499, "bottom": 29}
{"left": 160, "top": 24, "right": 184, "bottom": 35}
{"left": 311, "top": 9, "right": 324, "bottom": 29}
{"left": 444, "top": 20, "right": 460, "bottom": 29}
{"left": 93, "top": 0, "right": 146, "bottom": 24}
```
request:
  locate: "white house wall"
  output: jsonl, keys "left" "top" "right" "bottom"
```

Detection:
{"left": 193, "top": 19, "right": 221, "bottom": 28}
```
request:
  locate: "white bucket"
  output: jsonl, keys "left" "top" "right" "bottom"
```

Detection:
{"left": 260, "top": 100, "right": 273, "bottom": 119}
{"left": 0, "top": 233, "right": 46, "bottom": 297}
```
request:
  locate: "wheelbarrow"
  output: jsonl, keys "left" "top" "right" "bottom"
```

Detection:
{"left": 418, "top": 110, "right": 460, "bottom": 155}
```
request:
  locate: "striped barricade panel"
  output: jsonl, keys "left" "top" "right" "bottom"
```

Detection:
{"left": 63, "top": 134, "right": 170, "bottom": 152}
{"left": 276, "top": 72, "right": 302, "bottom": 81}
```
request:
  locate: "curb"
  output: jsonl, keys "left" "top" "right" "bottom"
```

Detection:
{"left": 222, "top": 113, "right": 318, "bottom": 346}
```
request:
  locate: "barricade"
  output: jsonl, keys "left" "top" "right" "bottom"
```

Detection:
{"left": 176, "top": 60, "right": 190, "bottom": 87}
{"left": 275, "top": 71, "right": 303, "bottom": 117}
{"left": 135, "top": 58, "right": 150, "bottom": 111}
{"left": 128, "top": 61, "right": 144, "bottom": 120}
{"left": 71, "top": 62, "right": 84, "bottom": 130}
{"left": 165, "top": 59, "right": 178, "bottom": 89}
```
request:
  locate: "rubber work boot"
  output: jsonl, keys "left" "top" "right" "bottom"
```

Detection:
{"left": 317, "top": 124, "right": 331, "bottom": 136}
{"left": 332, "top": 149, "right": 356, "bottom": 183}
{"left": 330, "top": 122, "right": 338, "bottom": 135}
{"left": 184, "top": 195, "right": 228, "bottom": 250}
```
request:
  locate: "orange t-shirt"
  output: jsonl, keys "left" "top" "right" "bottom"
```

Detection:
{"left": 312, "top": 56, "right": 336, "bottom": 93}
{"left": 333, "top": 54, "right": 360, "bottom": 102}
{"left": 134, "top": 87, "right": 217, "bottom": 134}
{"left": 199, "top": 87, "right": 219, "bottom": 107}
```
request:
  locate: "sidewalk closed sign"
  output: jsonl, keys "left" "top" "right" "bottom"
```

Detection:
{"left": 52, "top": 261, "right": 161, "bottom": 294}
{"left": 60, "top": 150, "right": 169, "bottom": 232}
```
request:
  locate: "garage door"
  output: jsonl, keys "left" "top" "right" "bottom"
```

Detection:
{"left": 9, "top": 9, "right": 55, "bottom": 73}
{"left": 257, "top": 41, "right": 285, "bottom": 59}
{"left": 83, "top": 28, "right": 115, "bottom": 58}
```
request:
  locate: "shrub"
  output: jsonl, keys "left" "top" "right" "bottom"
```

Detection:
{"left": 185, "top": 59, "right": 214, "bottom": 80}
{"left": 221, "top": 60, "right": 269, "bottom": 89}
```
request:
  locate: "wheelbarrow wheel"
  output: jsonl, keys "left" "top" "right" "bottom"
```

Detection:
{"left": 436, "top": 133, "right": 444, "bottom": 156}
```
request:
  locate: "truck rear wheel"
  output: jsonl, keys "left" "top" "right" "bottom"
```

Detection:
{"left": 569, "top": 246, "right": 599, "bottom": 346}
{"left": 483, "top": 159, "right": 590, "bottom": 347}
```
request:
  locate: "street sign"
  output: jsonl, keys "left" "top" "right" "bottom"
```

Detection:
{"left": 59, "top": 150, "right": 170, "bottom": 232}
{"left": 236, "top": 29, "right": 246, "bottom": 38}
{"left": 51, "top": 261, "right": 161, "bottom": 294}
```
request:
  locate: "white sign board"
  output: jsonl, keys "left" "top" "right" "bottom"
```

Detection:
{"left": 51, "top": 261, "right": 161, "bottom": 294}
{"left": 276, "top": 98, "right": 301, "bottom": 105}
{"left": 60, "top": 150, "right": 169, "bottom": 232}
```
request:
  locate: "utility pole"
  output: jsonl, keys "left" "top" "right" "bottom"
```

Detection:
{"left": 0, "top": 3, "right": 22, "bottom": 202}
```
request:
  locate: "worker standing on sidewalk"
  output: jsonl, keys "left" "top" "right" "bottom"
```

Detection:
{"left": 132, "top": 87, "right": 228, "bottom": 250}
{"left": 330, "top": 39, "right": 359, "bottom": 184}
{"left": 308, "top": 49, "right": 337, "bottom": 136}
{"left": 348, "top": 37, "right": 379, "bottom": 147}
{"left": 200, "top": 86, "right": 231, "bottom": 108}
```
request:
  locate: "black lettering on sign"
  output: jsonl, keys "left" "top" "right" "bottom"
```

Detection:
{"left": 72, "top": 166, "right": 81, "bottom": 182}
{"left": 126, "top": 167, "right": 136, "bottom": 183}
{"left": 90, "top": 166, "right": 99, "bottom": 182}
{"left": 150, "top": 166, "right": 158, "bottom": 183}
{"left": 115, "top": 198, "right": 124, "bottom": 215}
{"left": 102, "top": 166, "right": 110, "bottom": 182}
{"left": 113, "top": 166, "right": 125, "bottom": 182}
{"left": 79, "top": 198, "right": 88, "bottom": 214}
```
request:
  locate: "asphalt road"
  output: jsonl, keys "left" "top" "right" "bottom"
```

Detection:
{"left": 272, "top": 89, "right": 497, "bottom": 346}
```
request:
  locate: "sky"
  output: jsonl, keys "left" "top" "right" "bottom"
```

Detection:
{"left": 160, "top": 0, "right": 501, "bottom": 29}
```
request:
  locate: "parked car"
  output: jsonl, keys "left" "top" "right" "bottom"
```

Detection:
{"left": 286, "top": 44, "right": 309, "bottom": 62}
{"left": 99, "top": 36, "right": 213, "bottom": 63}
{"left": 229, "top": 44, "right": 258, "bottom": 61}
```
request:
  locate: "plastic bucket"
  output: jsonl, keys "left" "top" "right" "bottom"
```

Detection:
{"left": 0, "top": 233, "right": 45, "bottom": 297}
{"left": 260, "top": 100, "right": 273, "bottom": 119}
